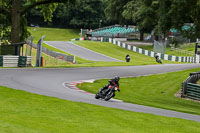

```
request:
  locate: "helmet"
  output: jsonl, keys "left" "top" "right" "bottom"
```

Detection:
{"left": 155, "top": 54, "right": 159, "bottom": 58}
{"left": 114, "top": 76, "right": 120, "bottom": 82}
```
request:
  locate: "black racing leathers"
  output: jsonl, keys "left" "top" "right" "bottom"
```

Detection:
{"left": 102, "top": 79, "right": 119, "bottom": 93}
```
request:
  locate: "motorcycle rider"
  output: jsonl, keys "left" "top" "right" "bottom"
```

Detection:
{"left": 155, "top": 54, "right": 162, "bottom": 64}
{"left": 102, "top": 76, "right": 120, "bottom": 94}
{"left": 125, "top": 54, "right": 130, "bottom": 62}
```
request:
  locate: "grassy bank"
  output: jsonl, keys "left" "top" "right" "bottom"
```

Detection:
{"left": 78, "top": 68, "right": 200, "bottom": 115}
{"left": 0, "top": 86, "right": 200, "bottom": 133}
{"left": 28, "top": 27, "right": 79, "bottom": 42}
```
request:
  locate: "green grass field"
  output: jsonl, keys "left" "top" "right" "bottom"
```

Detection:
{"left": 28, "top": 27, "right": 80, "bottom": 43}
{"left": 78, "top": 68, "right": 200, "bottom": 115}
{"left": 0, "top": 86, "right": 200, "bottom": 133}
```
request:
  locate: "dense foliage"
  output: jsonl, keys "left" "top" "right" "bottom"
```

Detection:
{"left": 0, "top": 0, "right": 73, "bottom": 43}
{"left": 27, "top": 0, "right": 105, "bottom": 29}
{"left": 1, "top": 0, "right": 200, "bottom": 43}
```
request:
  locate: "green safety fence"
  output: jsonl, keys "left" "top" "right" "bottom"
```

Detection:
{"left": 0, "top": 56, "right": 3, "bottom": 67}
{"left": 182, "top": 72, "right": 200, "bottom": 101}
{"left": 18, "top": 56, "right": 27, "bottom": 67}
{"left": 187, "top": 83, "right": 200, "bottom": 100}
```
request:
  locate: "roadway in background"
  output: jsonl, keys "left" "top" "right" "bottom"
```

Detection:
{"left": 44, "top": 41, "right": 122, "bottom": 62}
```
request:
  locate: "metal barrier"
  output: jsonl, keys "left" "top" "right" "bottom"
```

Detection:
{"left": 187, "top": 83, "right": 200, "bottom": 100}
{"left": 3, "top": 56, "right": 19, "bottom": 67}
{"left": 18, "top": 56, "right": 27, "bottom": 67}
{"left": 171, "top": 47, "right": 194, "bottom": 57}
{"left": 0, "top": 56, "right": 3, "bottom": 67}
{"left": 182, "top": 72, "right": 200, "bottom": 100}
{"left": 0, "top": 56, "right": 32, "bottom": 67}
{"left": 27, "top": 42, "right": 75, "bottom": 63}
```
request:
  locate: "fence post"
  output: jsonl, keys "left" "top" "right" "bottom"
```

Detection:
{"left": 181, "top": 81, "right": 187, "bottom": 97}
{"left": 0, "top": 56, "right": 3, "bottom": 67}
{"left": 36, "top": 35, "right": 45, "bottom": 67}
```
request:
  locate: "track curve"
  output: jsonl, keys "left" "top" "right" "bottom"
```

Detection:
{"left": 44, "top": 41, "right": 122, "bottom": 62}
{"left": 0, "top": 64, "right": 200, "bottom": 122}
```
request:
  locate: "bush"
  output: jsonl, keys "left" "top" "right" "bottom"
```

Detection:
{"left": 171, "top": 37, "right": 179, "bottom": 48}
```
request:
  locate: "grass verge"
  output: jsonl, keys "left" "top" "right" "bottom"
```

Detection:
{"left": 0, "top": 86, "right": 200, "bottom": 132}
{"left": 77, "top": 67, "right": 200, "bottom": 115}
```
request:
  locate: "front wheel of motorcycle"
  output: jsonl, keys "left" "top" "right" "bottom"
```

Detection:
{"left": 105, "top": 92, "right": 114, "bottom": 101}
{"left": 95, "top": 93, "right": 100, "bottom": 99}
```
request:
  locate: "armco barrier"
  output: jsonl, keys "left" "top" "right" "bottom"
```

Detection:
{"left": 26, "top": 56, "right": 32, "bottom": 67}
{"left": 0, "top": 56, "right": 32, "bottom": 67}
{"left": 0, "top": 56, "right": 3, "bottom": 67}
{"left": 187, "top": 83, "right": 200, "bottom": 100}
{"left": 18, "top": 56, "right": 27, "bottom": 67}
{"left": 27, "top": 42, "right": 75, "bottom": 63}
{"left": 182, "top": 72, "right": 200, "bottom": 101}
{"left": 3, "top": 56, "right": 19, "bottom": 67}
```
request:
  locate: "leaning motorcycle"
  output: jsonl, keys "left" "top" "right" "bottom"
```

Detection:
{"left": 95, "top": 85, "right": 120, "bottom": 101}
{"left": 155, "top": 55, "right": 162, "bottom": 64}
{"left": 156, "top": 58, "right": 162, "bottom": 64}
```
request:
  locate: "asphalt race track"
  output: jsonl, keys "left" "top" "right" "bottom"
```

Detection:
{"left": 44, "top": 41, "right": 122, "bottom": 62}
{"left": 0, "top": 64, "right": 200, "bottom": 122}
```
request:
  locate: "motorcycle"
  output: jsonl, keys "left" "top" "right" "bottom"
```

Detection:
{"left": 155, "top": 55, "right": 162, "bottom": 64}
{"left": 95, "top": 85, "right": 120, "bottom": 101}
{"left": 156, "top": 58, "right": 162, "bottom": 64}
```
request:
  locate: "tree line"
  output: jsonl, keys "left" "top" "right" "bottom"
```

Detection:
{"left": 1, "top": 0, "right": 200, "bottom": 43}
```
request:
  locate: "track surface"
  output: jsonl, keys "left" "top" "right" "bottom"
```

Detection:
{"left": 44, "top": 41, "right": 121, "bottom": 62}
{"left": 0, "top": 64, "right": 200, "bottom": 122}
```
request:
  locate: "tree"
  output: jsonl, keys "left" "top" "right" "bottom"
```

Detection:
{"left": 25, "top": 0, "right": 106, "bottom": 29}
{"left": 0, "top": 0, "right": 12, "bottom": 42}
{"left": 123, "top": 0, "right": 159, "bottom": 40}
{"left": 157, "top": 0, "right": 200, "bottom": 39}
{"left": 0, "top": 0, "right": 74, "bottom": 43}
{"left": 104, "top": 0, "right": 131, "bottom": 25}
{"left": 53, "top": 0, "right": 105, "bottom": 29}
